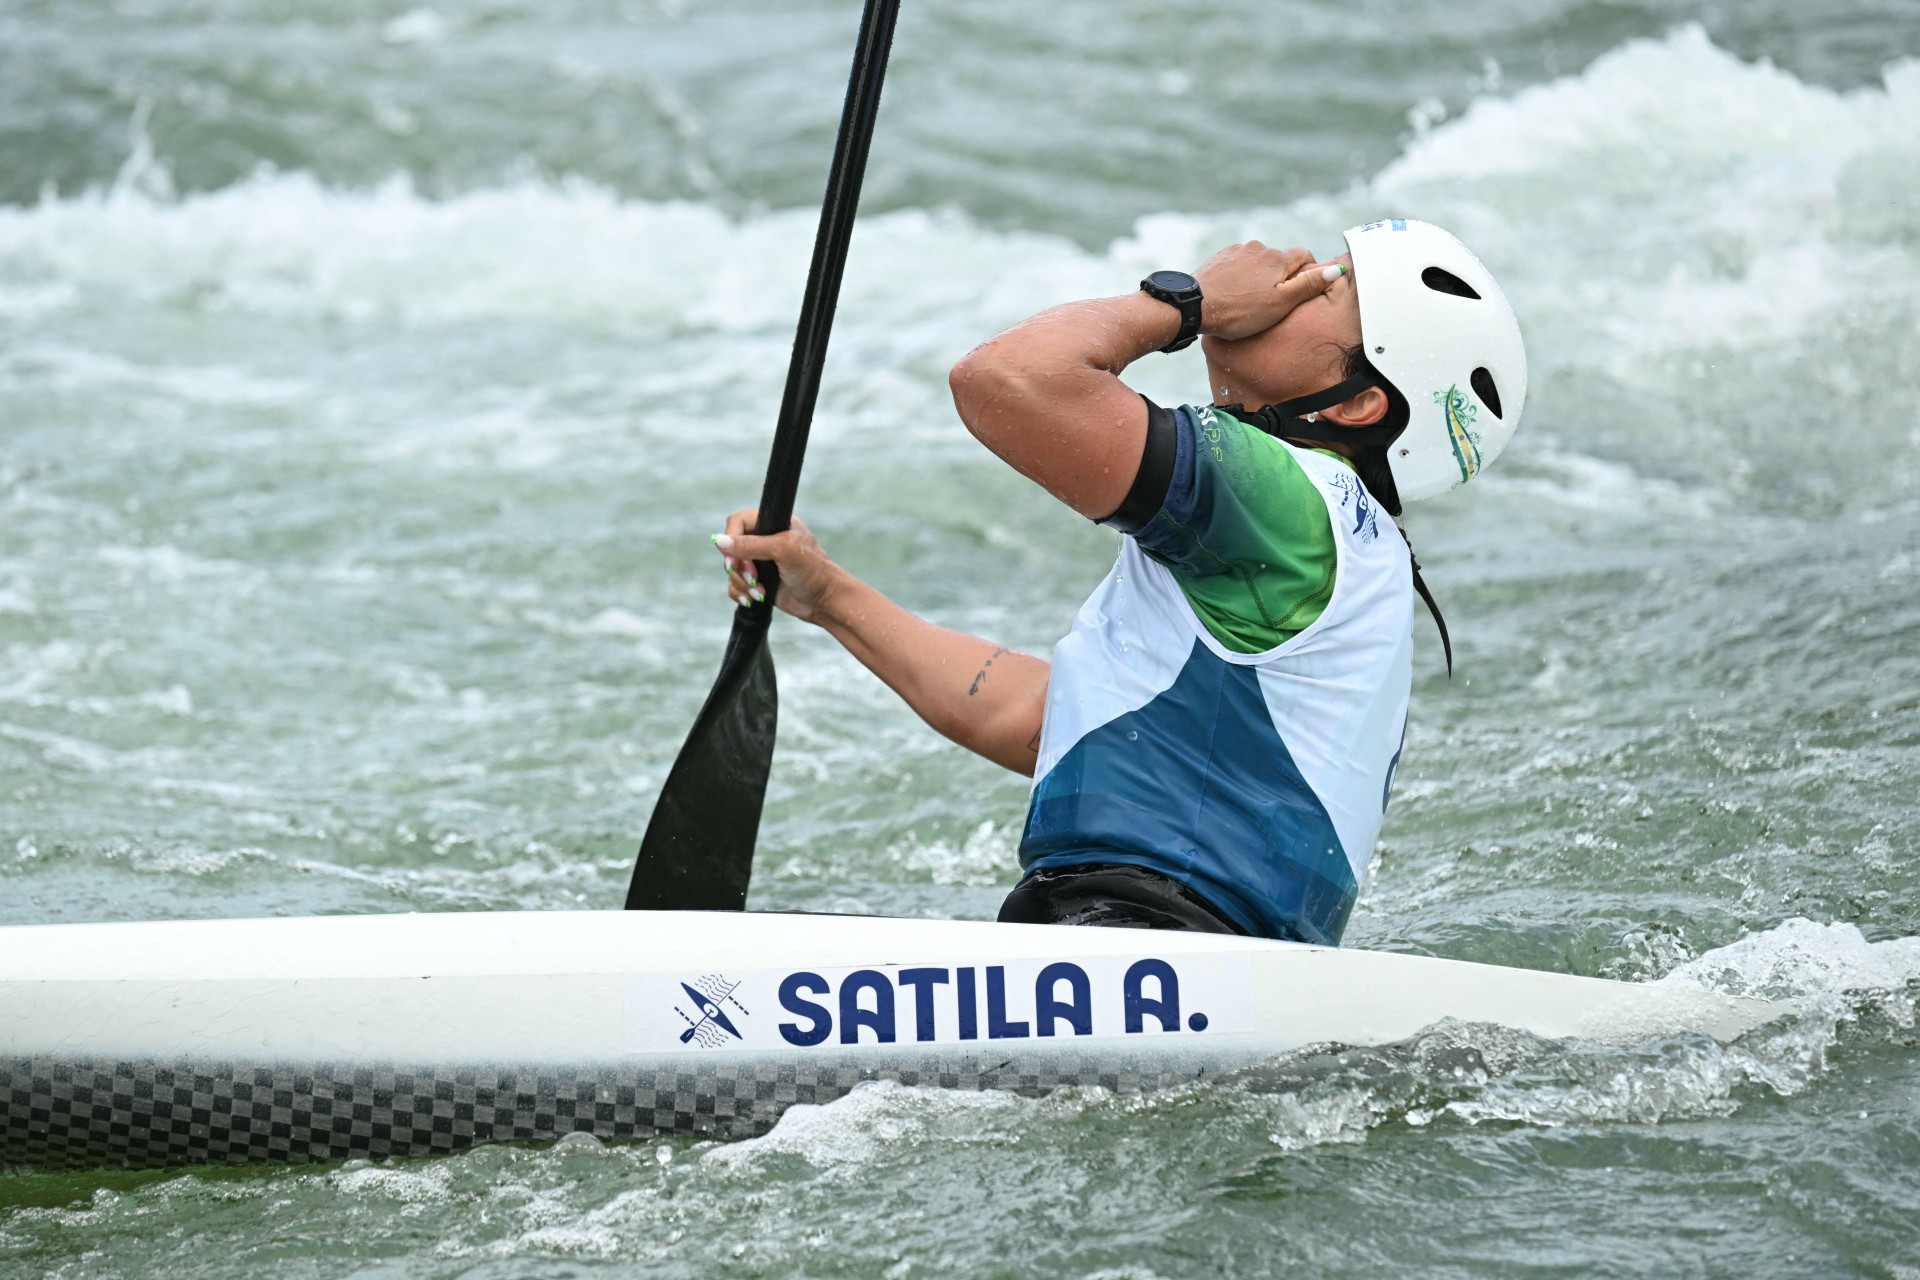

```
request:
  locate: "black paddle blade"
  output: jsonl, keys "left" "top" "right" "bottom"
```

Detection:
{"left": 625, "top": 608, "right": 777, "bottom": 911}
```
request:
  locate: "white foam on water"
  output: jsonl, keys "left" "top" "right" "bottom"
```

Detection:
{"left": 701, "top": 1071, "right": 1380, "bottom": 1191}
{"left": 0, "top": 172, "right": 1122, "bottom": 350}
{"left": 124, "top": 844, "right": 276, "bottom": 877}
{"left": 0, "top": 639, "right": 109, "bottom": 704}
{"left": 701, "top": 1077, "right": 1025, "bottom": 1176}
{"left": 329, "top": 1158, "right": 455, "bottom": 1205}
{"left": 572, "top": 606, "right": 667, "bottom": 641}
{"left": 435, "top": 1176, "right": 657, "bottom": 1263}
{"left": 1115, "top": 28, "right": 1920, "bottom": 408}
{"left": 1658, "top": 916, "right": 1920, "bottom": 1005}
{"left": 381, "top": 7, "right": 449, "bottom": 45}
{"left": 1472, "top": 447, "right": 1718, "bottom": 517}
{"left": 475, "top": 1221, "right": 625, "bottom": 1259}
{"left": 1375, "top": 28, "right": 1920, "bottom": 390}
{"left": 95, "top": 544, "right": 251, "bottom": 582}
{"left": 0, "top": 342, "right": 314, "bottom": 407}
{"left": 883, "top": 818, "right": 1021, "bottom": 887}
{"left": 1439, "top": 1039, "right": 1765, "bottom": 1128}
{"left": 0, "top": 26, "right": 1905, "bottom": 499}
{"left": 1436, "top": 920, "right": 1920, "bottom": 1129}
{"left": 0, "top": 26, "right": 1907, "bottom": 505}
{"left": 4, "top": 1170, "right": 270, "bottom": 1234}
{"left": 0, "top": 282, "right": 76, "bottom": 320}
{"left": 1384, "top": 27, "right": 1920, "bottom": 185}
{"left": 1247, "top": 1088, "right": 1376, "bottom": 1152}
{"left": 0, "top": 721, "right": 122, "bottom": 774}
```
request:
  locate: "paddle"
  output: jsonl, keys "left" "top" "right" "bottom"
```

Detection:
{"left": 625, "top": 0, "right": 902, "bottom": 912}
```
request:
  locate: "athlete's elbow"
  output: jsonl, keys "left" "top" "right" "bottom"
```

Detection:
{"left": 948, "top": 345, "right": 1008, "bottom": 435}
{"left": 954, "top": 357, "right": 1055, "bottom": 458}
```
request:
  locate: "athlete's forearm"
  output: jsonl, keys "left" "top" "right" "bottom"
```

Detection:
{"left": 958, "top": 292, "right": 1179, "bottom": 386}
{"left": 814, "top": 571, "right": 1048, "bottom": 776}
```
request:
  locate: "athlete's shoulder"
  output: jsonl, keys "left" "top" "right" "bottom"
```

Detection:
{"left": 1185, "top": 403, "right": 1283, "bottom": 463}
{"left": 1172, "top": 404, "right": 1321, "bottom": 509}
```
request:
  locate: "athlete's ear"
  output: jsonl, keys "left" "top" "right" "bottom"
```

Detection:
{"left": 1319, "top": 384, "right": 1389, "bottom": 427}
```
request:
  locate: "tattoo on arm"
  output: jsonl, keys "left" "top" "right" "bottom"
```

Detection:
{"left": 1026, "top": 726, "right": 1041, "bottom": 753}
{"left": 967, "top": 646, "right": 1011, "bottom": 697}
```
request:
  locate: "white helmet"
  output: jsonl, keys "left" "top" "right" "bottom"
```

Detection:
{"left": 1342, "top": 218, "right": 1527, "bottom": 503}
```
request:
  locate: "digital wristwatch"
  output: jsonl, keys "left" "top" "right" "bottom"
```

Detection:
{"left": 1139, "top": 270, "right": 1204, "bottom": 352}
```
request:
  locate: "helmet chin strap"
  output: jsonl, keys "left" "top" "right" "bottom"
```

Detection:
{"left": 1217, "top": 373, "right": 1408, "bottom": 450}
{"left": 1218, "top": 375, "right": 1452, "bottom": 677}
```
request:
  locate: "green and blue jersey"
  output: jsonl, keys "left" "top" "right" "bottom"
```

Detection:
{"left": 1019, "top": 405, "right": 1414, "bottom": 945}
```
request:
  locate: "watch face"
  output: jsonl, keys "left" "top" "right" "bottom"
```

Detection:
{"left": 1146, "top": 270, "right": 1199, "bottom": 294}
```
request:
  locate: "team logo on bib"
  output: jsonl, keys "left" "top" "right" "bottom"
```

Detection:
{"left": 1327, "top": 471, "right": 1379, "bottom": 542}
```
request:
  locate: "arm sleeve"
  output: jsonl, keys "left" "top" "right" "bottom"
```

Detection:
{"left": 1122, "top": 404, "right": 1342, "bottom": 651}
{"left": 1096, "top": 397, "right": 1177, "bottom": 534}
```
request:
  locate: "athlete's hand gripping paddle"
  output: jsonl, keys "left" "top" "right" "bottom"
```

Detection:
{"left": 625, "top": 0, "right": 901, "bottom": 911}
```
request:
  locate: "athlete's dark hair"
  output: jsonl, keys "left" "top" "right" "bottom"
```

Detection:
{"left": 1342, "top": 342, "right": 1409, "bottom": 518}
{"left": 1339, "top": 343, "right": 1453, "bottom": 671}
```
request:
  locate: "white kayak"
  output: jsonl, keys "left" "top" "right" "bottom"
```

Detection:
{"left": 0, "top": 910, "right": 1786, "bottom": 1169}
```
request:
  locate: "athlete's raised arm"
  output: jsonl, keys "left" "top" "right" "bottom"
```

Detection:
{"left": 946, "top": 242, "right": 1347, "bottom": 518}
{"left": 712, "top": 510, "right": 1048, "bottom": 776}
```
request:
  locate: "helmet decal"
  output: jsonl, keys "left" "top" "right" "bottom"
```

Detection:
{"left": 1434, "top": 385, "right": 1483, "bottom": 483}
{"left": 1342, "top": 219, "right": 1526, "bottom": 502}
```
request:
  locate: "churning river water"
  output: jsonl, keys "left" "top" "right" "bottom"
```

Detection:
{"left": 3, "top": 0, "right": 1920, "bottom": 1275}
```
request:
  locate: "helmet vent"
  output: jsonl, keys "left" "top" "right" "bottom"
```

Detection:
{"left": 1421, "top": 266, "right": 1481, "bottom": 300}
{"left": 1470, "top": 366, "right": 1503, "bottom": 419}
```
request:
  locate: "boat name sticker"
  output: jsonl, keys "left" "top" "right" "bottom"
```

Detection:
{"left": 624, "top": 954, "right": 1253, "bottom": 1053}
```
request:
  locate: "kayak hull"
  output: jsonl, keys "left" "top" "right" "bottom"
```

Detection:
{"left": 0, "top": 910, "right": 1784, "bottom": 1169}
{"left": 0, "top": 1048, "right": 1235, "bottom": 1169}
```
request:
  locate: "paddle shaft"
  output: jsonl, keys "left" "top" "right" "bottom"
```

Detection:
{"left": 751, "top": 0, "right": 901, "bottom": 601}
{"left": 624, "top": 0, "right": 900, "bottom": 912}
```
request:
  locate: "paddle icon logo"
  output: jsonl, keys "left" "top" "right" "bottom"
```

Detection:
{"left": 671, "top": 974, "right": 751, "bottom": 1047}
